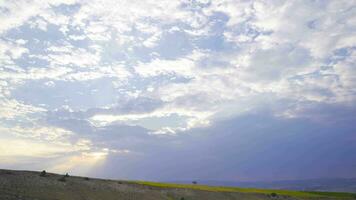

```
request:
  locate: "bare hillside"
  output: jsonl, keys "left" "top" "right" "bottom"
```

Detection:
{"left": 0, "top": 169, "right": 354, "bottom": 200}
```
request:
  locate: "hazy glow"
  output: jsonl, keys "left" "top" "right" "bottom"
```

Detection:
{"left": 0, "top": 138, "right": 72, "bottom": 158}
{"left": 49, "top": 151, "right": 109, "bottom": 174}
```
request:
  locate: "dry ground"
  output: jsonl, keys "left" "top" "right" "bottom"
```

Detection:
{"left": 0, "top": 169, "right": 354, "bottom": 200}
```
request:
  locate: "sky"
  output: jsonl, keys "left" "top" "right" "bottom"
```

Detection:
{"left": 0, "top": 0, "right": 355, "bottom": 182}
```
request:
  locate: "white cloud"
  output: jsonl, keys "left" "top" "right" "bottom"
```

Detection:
{"left": 0, "top": 98, "right": 46, "bottom": 120}
{"left": 8, "top": 125, "right": 73, "bottom": 141}
{"left": 134, "top": 50, "right": 206, "bottom": 78}
{"left": 90, "top": 104, "right": 213, "bottom": 133}
{"left": 46, "top": 44, "right": 101, "bottom": 67}
{"left": 333, "top": 50, "right": 356, "bottom": 103}
{"left": 0, "top": 0, "right": 78, "bottom": 34}
{"left": 0, "top": 0, "right": 355, "bottom": 178}
{"left": 0, "top": 39, "right": 28, "bottom": 66}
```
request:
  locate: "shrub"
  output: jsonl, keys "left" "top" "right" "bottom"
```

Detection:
{"left": 65, "top": 173, "right": 69, "bottom": 177}
{"left": 180, "top": 198, "right": 185, "bottom": 200}
{"left": 40, "top": 170, "right": 47, "bottom": 177}
{"left": 192, "top": 181, "right": 197, "bottom": 185}
{"left": 270, "top": 192, "right": 278, "bottom": 197}
{"left": 84, "top": 177, "right": 90, "bottom": 181}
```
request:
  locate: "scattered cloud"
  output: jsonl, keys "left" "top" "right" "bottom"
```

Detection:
{"left": 0, "top": 0, "right": 355, "bottom": 180}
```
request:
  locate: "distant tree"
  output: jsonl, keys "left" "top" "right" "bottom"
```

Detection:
{"left": 270, "top": 192, "right": 277, "bottom": 197}
{"left": 84, "top": 177, "right": 90, "bottom": 181}
{"left": 40, "top": 170, "right": 47, "bottom": 177}
{"left": 65, "top": 173, "right": 69, "bottom": 177}
{"left": 192, "top": 181, "right": 197, "bottom": 185}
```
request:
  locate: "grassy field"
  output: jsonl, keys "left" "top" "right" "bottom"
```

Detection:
{"left": 0, "top": 169, "right": 355, "bottom": 200}
{"left": 133, "top": 181, "right": 356, "bottom": 199}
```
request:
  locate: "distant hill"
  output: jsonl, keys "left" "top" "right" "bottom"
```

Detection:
{"left": 0, "top": 169, "right": 355, "bottom": 200}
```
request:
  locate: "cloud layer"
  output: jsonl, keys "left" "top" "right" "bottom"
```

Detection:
{"left": 0, "top": 0, "right": 355, "bottom": 181}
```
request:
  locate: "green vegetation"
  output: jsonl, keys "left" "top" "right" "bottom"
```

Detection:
{"left": 133, "top": 181, "right": 356, "bottom": 199}
{"left": 270, "top": 192, "right": 277, "bottom": 197}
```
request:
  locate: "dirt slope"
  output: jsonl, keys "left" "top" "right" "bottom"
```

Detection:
{"left": 0, "top": 169, "right": 353, "bottom": 200}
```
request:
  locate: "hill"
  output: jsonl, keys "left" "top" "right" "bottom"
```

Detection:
{"left": 0, "top": 169, "right": 355, "bottom": 200}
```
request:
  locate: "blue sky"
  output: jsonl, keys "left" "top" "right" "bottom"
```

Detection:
{"left": 0, "top": 0, "right": 355, "bottom": 181}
